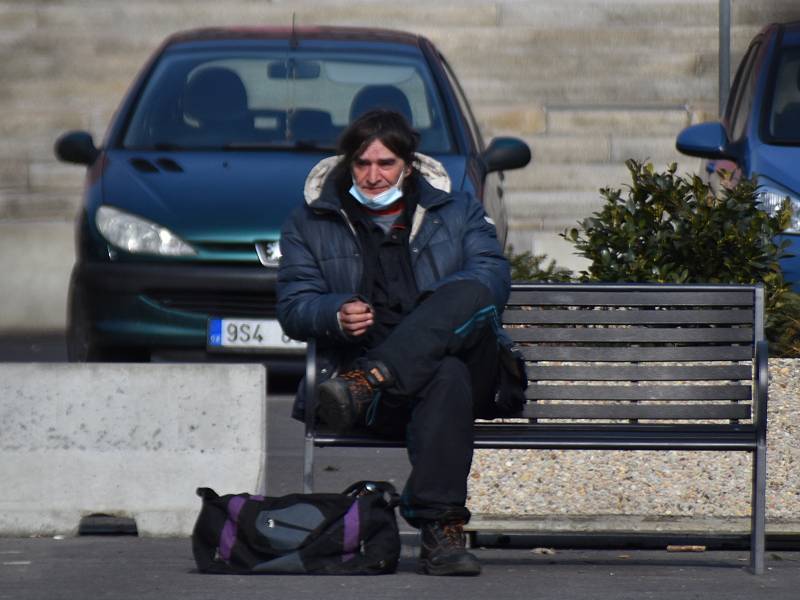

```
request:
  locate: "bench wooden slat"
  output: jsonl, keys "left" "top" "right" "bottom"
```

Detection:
{"left": 526, "top": 383, "right": 751, "bottom": 401}
{"left": 508, "top": 327, "right": 753, "bottom": 343}
{"left": 503, "top": 308, "right": 754, "bottom": 325}
{"left": 507, "top": 290, "right": 754, "bottom": 307}
{"left": 526, "top": 364, "right": 753, "bottom": 381}
{"left": 520, "top": 345, "right": 754, "bottom": 362}
{"left": 519, "top": 403, "right": 751, "bottom": 420}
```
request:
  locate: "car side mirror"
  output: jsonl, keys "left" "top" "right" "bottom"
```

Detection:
{"left": 481, "top": 137, "right": 531, "bottom": 173}
{"left": 675, "top": 122, "right": 734, "bottom": 160}
{"left": 54, "top": 131, "right": 100, "bottom": 165}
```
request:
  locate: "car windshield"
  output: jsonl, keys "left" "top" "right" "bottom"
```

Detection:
{"left": 767, "top": 46, "right": 800, "bottom": 143}
{"left": 122, "top": 49, "right": 454, "bottom": 153}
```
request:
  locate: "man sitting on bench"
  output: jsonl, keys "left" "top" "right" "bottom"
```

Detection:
{"left": 277, "top": 109, "right": 523, "bottom": 576}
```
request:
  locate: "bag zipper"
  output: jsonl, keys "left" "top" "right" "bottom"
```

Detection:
{"left": 263, "top": 517, "right": 314, "bottom": 534}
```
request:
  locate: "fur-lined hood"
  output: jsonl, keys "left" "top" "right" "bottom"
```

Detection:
{"left": 303, "top": 152, "right": 451, "bottom": 205}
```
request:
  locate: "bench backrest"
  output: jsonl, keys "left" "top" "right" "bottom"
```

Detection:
{"left": 504, "top": 283, "right": 764, "bottom": 425}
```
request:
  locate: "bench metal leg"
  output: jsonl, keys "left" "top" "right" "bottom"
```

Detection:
{"left": 303, "top": 435, "right": 315, "bottom": 494}
{"left": 750, "top": 442, "right": 767, "bottom": 575}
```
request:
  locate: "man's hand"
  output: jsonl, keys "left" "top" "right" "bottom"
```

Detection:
{"left": 338, "top": 300, "right": 374, "bottom": 337}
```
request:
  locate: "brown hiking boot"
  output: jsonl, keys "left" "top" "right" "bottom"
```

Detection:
{"left": 317, "top": 361, "right": 393, "bottom": 434}
{"left": 418, "top": 520, "right": 481, "bottom": 576}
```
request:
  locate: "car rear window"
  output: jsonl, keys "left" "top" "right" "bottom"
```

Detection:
{"left": 767, "top": 46, "right": 800, "bottom": 143}
{"left": 121, "top": 49, "right": 454, "bottom": 153}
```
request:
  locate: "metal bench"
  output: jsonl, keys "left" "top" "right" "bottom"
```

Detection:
{"left": 303, "top": 282, "right": 767, "bottom": 573}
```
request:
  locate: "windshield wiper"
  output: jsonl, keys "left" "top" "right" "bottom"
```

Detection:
{"left": 292, "top": 140, "right": 336, "bottom": 151}
{"left": 223, "top": 140, "right": 336, "bottom": 151}
{"left": 152, "top": 142, "right": 187, "bottom": 151}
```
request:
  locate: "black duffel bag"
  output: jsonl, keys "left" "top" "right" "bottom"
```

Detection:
{"left": 192, "top": 481, "right": 401, "bottom": 575}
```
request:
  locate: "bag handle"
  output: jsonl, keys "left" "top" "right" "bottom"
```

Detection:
{"left": 341, "top": 481, "right": 400, "bottom": 507}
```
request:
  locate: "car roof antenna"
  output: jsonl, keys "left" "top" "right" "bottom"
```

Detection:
{"left": 290, "top": 12, "right": 299, "bottom": 49}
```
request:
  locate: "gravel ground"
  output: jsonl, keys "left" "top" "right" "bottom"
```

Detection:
{"left": 468, "top": 359, "right": 800, "bottom": 524}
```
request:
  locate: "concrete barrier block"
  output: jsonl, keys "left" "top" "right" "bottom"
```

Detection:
{"left": 0, "top": 363, "right": 267, "bottom": 537}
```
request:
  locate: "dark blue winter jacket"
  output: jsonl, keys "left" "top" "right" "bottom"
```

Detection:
{"left": 277, "top": 158, "right": 511, "bottom": 419}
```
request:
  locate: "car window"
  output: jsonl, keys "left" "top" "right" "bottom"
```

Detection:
{"left": 727, "top": 41, "right": 761, "bottom": 142}
{"left": 122, "top": 50, "right": 454, "bottom": 153}
{"left": 767, "top": 46, "right": 800, "bottom": 143}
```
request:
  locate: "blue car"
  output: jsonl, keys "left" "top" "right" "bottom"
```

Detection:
{"left": 676, "top": 21, "right": 800, "bottom": 290}
{"left": 54, "top": 27, "right": 531, "bottom": 369}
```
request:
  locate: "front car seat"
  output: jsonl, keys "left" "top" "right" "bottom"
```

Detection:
{"left": 349, "top": 85, "right": 413, "bottom": 125}
{"left": 183, "top": 67, "right": 253, "bottom": 141}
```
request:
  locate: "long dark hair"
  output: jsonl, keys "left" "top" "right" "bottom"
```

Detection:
{"left": 333, "top": 109, "right": 420, "bottom": 191}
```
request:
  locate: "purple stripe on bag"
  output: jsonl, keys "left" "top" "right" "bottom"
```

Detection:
{"left": 342, "top": 500, "right": 360, "bottom": 562}
{"left": 220, "top": 495, "right": 247, "bottom": 562}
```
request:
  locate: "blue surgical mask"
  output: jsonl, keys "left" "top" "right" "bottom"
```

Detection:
{"left": 349, "top": 170, "right": 406, "bottom": 210}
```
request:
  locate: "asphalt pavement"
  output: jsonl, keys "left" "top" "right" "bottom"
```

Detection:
{"left": 3, "top": 335, "right": 800, "bottom": 599}
{"left": 2, "top": 536, "right": 799, "bottom": 600}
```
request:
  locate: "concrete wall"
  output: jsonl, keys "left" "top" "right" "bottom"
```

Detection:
{"left": 3, "top": 0, "right": 800, "bottom": 331}
{"left": 0, "top": 220, "right": 73, "bottom": 332}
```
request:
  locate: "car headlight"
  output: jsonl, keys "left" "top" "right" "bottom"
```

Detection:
{"left": 95, "top": 205, "right": 196, "bottom": 256}
{"left": 757, "top": 185, "right": 800, "bottom": 233}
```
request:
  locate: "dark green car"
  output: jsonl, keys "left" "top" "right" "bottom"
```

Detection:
{"left": 55, "top": 26, "right": 530, "bottom": 372}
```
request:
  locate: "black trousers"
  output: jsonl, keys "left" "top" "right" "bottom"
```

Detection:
{"left": 363, "top": 279, "right": 502, "bottom": 527}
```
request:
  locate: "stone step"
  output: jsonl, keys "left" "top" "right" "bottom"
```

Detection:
{"left": 505, "top": 158, "right": 704, "bottom": 232}
{"left": 461, "top": 73, "right": 716, "bottom": 107}
{"left": 421, "top": 24, "right": 765, "bottom": 82}
{"left": 513, "top": 134, "right": 685, "bottom": 165}
{"left": 546, "top": 107, "right": 692, "bottom": 136}
{"left": 0, "top": 109, "right": 93, "bottom": 142}
{"left": 506, "top": 155, "right": 704, "bottom": 199}
{"left": 524, "top": 135, "right": 612, "bottom": 165}
{"left": 451, "top": 50, "right": 720, "bottom": 91}
{"left": 506, "top": 190, "right": 605, "bottom": 231}
{"left": 2, "top": 45, "right": 147, "bottom": 86}
{"left": 27, "top": 161, "right": 86, "bottom": 193}
{"left": 4, "top": 1, "right": 500, "bottom": 35}
{"left": 498, "top": 0, "right": 716, "bottom": 28}
{"left": 0, "top": 190, "right": 80, "bottom": 221}
{"left": 497, "top": 0, "right": 800, "bottom": 28}
{"left": 610, "top": 136, "right": 690, "bottom": 165}
{"left": 505, "top": 162, "right": 633, "bottom": 192}
{"left": 24, "top": 0, "right": 794, "bottom": 35}
{"left": 429, "top": 25, "right": 724, "bottom": 59}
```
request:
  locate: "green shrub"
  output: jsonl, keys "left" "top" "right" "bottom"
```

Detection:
{"left": 507, "top": 246, "right": 574, "bottom": 282}
{"left": 562, "top": 159, "right": 799, "bottom": 357}
{"left": 766, "top": 290, "right": 800, "bottom": 357}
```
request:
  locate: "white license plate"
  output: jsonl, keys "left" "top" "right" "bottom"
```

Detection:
{"left": 207, "top": 318, "right": 306, "bottom": 353}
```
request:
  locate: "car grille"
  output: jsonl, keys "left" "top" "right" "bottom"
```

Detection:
{"left": 144, "top": 290, "right": 277, "bottom": 318}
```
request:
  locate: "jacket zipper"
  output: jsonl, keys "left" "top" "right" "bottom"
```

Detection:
{"left": 338, "top": 209, "right": 365, "bottom": 287}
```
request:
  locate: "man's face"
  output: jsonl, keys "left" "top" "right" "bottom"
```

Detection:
{"left": 351, "top": 139, "right": 410, "bottom": 198}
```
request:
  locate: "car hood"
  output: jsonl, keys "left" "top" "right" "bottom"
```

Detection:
{"left": 100, "top": 150, "right": 467, "bottom": 243}
{"left": 751, "top": 144, "right": 800, "bottom": 196}
{"left": 100, "top": 151, "right": 324, "bottom": 242}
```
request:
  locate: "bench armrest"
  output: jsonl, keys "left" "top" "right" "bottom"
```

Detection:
{"left": 754, "top": 339, "right": 768, "bottom": 439}
{"left": 304, "top": 338, "right": 318, "bottom": 436}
